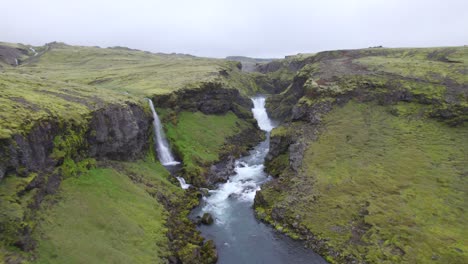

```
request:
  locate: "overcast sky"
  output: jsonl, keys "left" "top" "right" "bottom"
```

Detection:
{"left": 1, "top": 0, "right": 467, "bottom": 58}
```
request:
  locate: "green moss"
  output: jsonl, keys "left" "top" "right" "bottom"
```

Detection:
{"left": 0, "top": 71, "right": 137, "bottom": 139}
{"left": 51, "top": 127, "right": 87, "bottom": 160}
{"left": 265, "top": 154, "right": 289, "bottom": 177}
{"left": 34, "top": 163, "right": 172, "bottom": 264}
{"left": 161, "top": 111, "right": 252, "bottom": 185}
{"left": 270, "top": 126, "right": 290, "bottom": 137}
{"left": 355, "top": 51, "right": 468, "bottom": 85}
{"left": 12, "top": 44, "right": 239, "bottom": 96}
{"left": 261, "top": 101, "right": 468, "bottom": 263}
{"left": 59, "top": 158, "right": 96, "bottom": 178}
{"left": 0, "top": 173, "right": 37, "bottom": 247}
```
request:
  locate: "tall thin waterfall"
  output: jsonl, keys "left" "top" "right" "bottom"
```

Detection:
{"left": 147, "top": 99, "right": 180, "bottom": 166}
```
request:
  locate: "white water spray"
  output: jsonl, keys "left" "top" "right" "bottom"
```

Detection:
{"left": 14, "top": 59, "right": 18, "bottom": 66}
{"left": 29, "top": 47, "right": 38, "bottom": 56}
{"left": 147, "top": 99, "right": 180, "bottom": 166}
{"left": 177, "top": 177, "right": 191, "bottom": 189}
{"left": 252, "top": 97, "right": 274, "bottom": 132}
{"left": 202, "top": 96, "right": 275, "bottom": 224}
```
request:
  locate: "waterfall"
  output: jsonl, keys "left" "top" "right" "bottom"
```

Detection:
{"left": 177, "top": 177, "right": 191, "bottom": 189}
{"left": 251, "top": 97, "right": 274, "bottom": 132}
{"left": 14, "top": 59, "right": 18, "bottom": 66}
{"left": 29, "top": 47, "right": 38, "bottom": 56}
{"left": 147, "top": 99, "right": 180, "bottom": 166}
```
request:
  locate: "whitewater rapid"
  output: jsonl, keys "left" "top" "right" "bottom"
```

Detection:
{"left": 196, "top": 96, "right": 326, "bottom": 263}
{"left": 201, "top": 97, "right": 273, "bottom": 224}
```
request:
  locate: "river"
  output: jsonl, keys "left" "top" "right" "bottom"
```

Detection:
{"left": 192, "top": 97, "right": 327, "bottom": 264}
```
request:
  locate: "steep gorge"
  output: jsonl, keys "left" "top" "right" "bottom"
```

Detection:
{"left": 0, "top": 43, "right": 467, "bottom": 264}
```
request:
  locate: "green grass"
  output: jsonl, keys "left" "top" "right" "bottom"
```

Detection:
{"left": 356, "top": 54, "right": 467, "bottom": 85}
{"left": 33, "top": 159, "right": 179, "bottom": 264}
{"left": 12, "top": 43, "right": 247, "bottom": 96}
{"left": 161, "top": 110, "right": 252, "bottom": 184}
{"left": 0, "top": 42, "right": 258, "bottom": 139}
{"left": 259, "top": 101, "right": 468, "bottom": 263}
{"left": 0, "top": 71, "right": 140, "bottom": 139}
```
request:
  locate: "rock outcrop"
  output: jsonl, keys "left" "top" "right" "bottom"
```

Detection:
{"left": 87, "top": 103, "right": 151, "bottom": 160}
{"left": 152, "top": 82, "right": 254, "bottom": 119}
{"left": 0, "top": 103, "right": 151, "bottom": 181}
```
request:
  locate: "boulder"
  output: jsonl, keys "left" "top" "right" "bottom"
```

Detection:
{"left": 201, "top": 213, "right": 214, "bottom": 225}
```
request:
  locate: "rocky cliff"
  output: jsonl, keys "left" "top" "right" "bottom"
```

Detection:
{"left": 152, "top": 81, "right": 255, "bottom": 119}
{"left": 0, "top": 103, "right": 151, "bottom": 181}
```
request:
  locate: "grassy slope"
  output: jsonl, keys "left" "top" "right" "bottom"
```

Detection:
{"left": 10, "top": 43, "right": 257, "bottom": 96}
{"left": 260, "top": 101, "right": 468, "bottom": 263}
{"left": 0, "top": 71, "right": 137, "bottom": 139}
{"left": 33, "top": 159, "right": 182, "bottom": 264}
{"left": 160, "top": 110, "right": 253, "bottom": 185}
{"left": 0, "top": 42, "right": 259, "bottom": 138}
{"left": 257, "top": 47, "right": 468, "bottom": 263}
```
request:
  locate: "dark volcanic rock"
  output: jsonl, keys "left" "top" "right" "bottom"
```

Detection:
{"left": 291, "top": 101, "right": 333, "bottom": 124}
{"left": 201, "top": 213, "right": 214, "bottom": 225}
{"left": 0, "top": 45, "right": 28, "bottom": 66}
{"left": 87, "top": 103, "right": 151, "bottom": 160}
{"left": 265, "top": 133, "right": 292, "bottom": 164}
{"left": 0, "top": 103, "right": 151, "bottom": 181}
{"left": 207, "top": 155, "right": 236, "bottom": 184}
{"left": 266, "top": 76, "right": 308, "bottom": 121}
{"left": 152, "top": 82, "right": 254, "bottom": 119}
{"left": 0, "top": 121, "right": 60, "bottom": 180}
{"left": 288, "top": 142, "right": 306, "bottom": 172}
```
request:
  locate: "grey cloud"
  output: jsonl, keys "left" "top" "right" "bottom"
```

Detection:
{"left": 1, "top": 0, "right": 467, "bottom": 58}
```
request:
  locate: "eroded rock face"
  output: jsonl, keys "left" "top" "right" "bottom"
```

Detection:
{"left": 288, "top": 142, "right": 306, "bottom": 172}
{"left": 265, "top": 76, "right": 308, "bottom": 121}
{"left": 0, "top": 45, "right": 28, "bottom": 66}
{"left": 0, "top": 103, "right": 151, "bottom": 181}
{"left": 153, "top": 82, "right": 254, "bottom": 119}
{"left": 87, "top": 103, "right": 151, "bottom": 160}
{"left": 0, "top": 121, "right": 60, "bottom": 179}
{"left": 291, "top": 101, "right": 333, "bottom": 124}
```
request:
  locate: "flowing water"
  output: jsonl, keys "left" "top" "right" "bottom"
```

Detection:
{"left": 148, "top": 99, "right": 191, "bottom": 190}
{"left": 148, "top": 99, "right": 180, "bottom": 166}
{"left": 193, "top": 97, "right": 327, "bottom": 263}
{"left": 30, "top": 47, "right": 38, "bottom": 56}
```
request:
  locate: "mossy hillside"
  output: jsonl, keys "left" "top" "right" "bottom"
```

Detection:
{"left": 105, "top": 160, "right": 217, "bottom": 263}
{"left": 265, "top": 47, "right": 467, "bottom": 121}
{"left": 252, "top": 53, "right": 316, "bottom": 94}
{"left": 8, "top": 43, "right": 256, "bottom": 96}
{"left": 257, "top": 101, "right": 468, "bottom": 263}
{"left": 160, "top": 110, "right": 255, "bottom": 186}
{"left": 0, "top": 172, "right": 39, "bottom": 257}
{"left": 0, "top": 71, "right": 140, "bottom": 139}
{"left": 33, "top": 163, "right": 170, "bottom": 264}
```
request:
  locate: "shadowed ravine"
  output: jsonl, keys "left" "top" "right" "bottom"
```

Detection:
{"left": 191, "top": 97, "right": 327, "bottom": 263}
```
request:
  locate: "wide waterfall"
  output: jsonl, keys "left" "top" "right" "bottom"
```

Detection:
{"left": 147, "top": 99, "right": 180, "bottom": 166}
{"left": 251, "top": 97, "right": 274, "bottom": 132}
